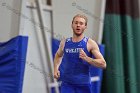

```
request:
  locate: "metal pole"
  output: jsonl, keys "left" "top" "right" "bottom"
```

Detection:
{"left": 98, "top": 0, "right": 106, "bottom": 44}
{"left": 35, "top": 0, "right": 59, "bottom": 93}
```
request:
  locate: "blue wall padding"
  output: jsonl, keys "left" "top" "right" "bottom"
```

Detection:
{"left": 0, "top": 36, "right": 28, "bottom": 93}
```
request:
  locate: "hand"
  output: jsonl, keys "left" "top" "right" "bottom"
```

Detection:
{"left": 54, "top": 70, "right": 60, "bottom": 80}
{"left": 79, "top": 48, "right": 88, "bottom": 61}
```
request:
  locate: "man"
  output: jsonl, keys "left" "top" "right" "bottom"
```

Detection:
{"left": 54, "top": 14, "right": 106, "bottom": 93}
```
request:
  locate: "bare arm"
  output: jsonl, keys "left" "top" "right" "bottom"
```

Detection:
{"left": 54, "top": 39, "right": 65, "bottom": 79}
{"left": 79, "top": 38, "right": 106, "bottom": 69}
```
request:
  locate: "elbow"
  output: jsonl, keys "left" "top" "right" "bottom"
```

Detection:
{"left": 103, "top": 61, "right": 107, "bottom": 69}
{"left": 101, "top": 61, "right": 107, "bottom": 69}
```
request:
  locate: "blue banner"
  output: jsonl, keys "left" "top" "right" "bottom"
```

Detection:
{"left": 0, "top": 36, "right": 28, "bottom": 93}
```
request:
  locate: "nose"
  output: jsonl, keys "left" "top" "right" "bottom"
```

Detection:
{"left": 77, "top": 23, "right": 80, "bottom": 27}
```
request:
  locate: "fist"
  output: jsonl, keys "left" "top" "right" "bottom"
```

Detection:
{"left": 54, "top": 70, "right": 60, "bottom": 80}
{"left": 79, "top": 48, "right": 87, "bottom": 61}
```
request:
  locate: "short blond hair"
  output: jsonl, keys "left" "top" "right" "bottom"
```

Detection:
{"left": 72, "top": 14, "right": 88, "bottom": 26}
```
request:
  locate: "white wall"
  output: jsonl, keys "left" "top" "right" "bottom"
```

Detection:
{"left": 52, "top": 0, "right": 106, "bottom": 43}
{"left": 0, "top": 0, "right": 21, "bottom": 42}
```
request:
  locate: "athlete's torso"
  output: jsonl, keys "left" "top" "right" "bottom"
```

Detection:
{"left": 61, "top": 37, "right": 92, "bottom": 85}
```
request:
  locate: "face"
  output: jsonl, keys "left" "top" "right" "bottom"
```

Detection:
{"left": 72, "top": 17, "right": 87, "bottom": 36}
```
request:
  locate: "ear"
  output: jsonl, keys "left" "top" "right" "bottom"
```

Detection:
{"left": 85, "top": 25, "right": 87, "bottom": 29}
{"left": 71, "top": 23, "right": 73, "bottom": 28}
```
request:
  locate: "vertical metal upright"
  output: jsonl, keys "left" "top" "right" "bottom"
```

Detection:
{"left": 97, "top": 0, "right": 106, "bottom": 44}
{"left": 35, "top": 0, "right": 60, "bottom": 93}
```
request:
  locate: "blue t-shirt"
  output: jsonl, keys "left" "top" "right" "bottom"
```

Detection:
{"left": 60, "top": 37, "right": 92, "bottom": 85}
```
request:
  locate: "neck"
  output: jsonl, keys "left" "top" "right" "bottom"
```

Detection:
{"left": 72, "top": 34, "right": 84, "bottom": 42}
